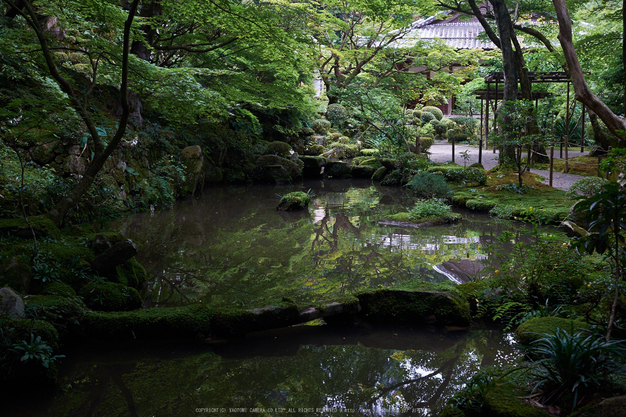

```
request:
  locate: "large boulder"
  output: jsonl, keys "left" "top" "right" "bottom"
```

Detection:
{"left": 30, "top": 141, "right": 61, "bottom": 165}
{"left": 0, "top": 287, "right": 25, "bottom": 318}
{"left": 179, "top": 145, "right": 204, "bottom": 196}
{"left": 252, "top": 155, "right": 303, "bottom": 184}
{"left": 325, "top": 161, "right": 352, "bottom": 178}
{"left": 90, "top": 239, "right": 138, "bottom": 278}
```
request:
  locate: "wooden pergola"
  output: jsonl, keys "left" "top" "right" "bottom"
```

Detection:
{"left": 473, "top": 71, "right": 585, "bottom": 167}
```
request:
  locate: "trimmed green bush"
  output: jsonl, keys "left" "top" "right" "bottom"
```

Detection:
{"left": 405, "top": 171, "right": 453, "bottom": 200}
{"left": 422, "top": 106, "right": 444, "bottom": 120}
{"left": 567, "top": 177, "right": 607, "bottom": 199}
{"left": 326, "top": 103, "right": 348, "bottom": 126}
{"left": 421, "top": 111, "right": 436, "bottom": 124}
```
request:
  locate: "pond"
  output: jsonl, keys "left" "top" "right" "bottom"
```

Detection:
{"left": 114, "top": 179, "right": 535, "bottom": 309}
{"left": 9, "top": 324, "right": 519, "bottom": 417}
{"left": 8, "top": 180, "right": 538, "bottom": 416}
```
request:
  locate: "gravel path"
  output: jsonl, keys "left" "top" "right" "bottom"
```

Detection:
{"left": 427, "top": 140, "right": 588, "bottom": 191}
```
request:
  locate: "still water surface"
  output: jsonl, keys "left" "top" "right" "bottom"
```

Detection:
{"left": 115, "top": 179, "right": 532, "bottom": 308}
{"left": 10, "top": 180, "right": 534, "bottom": 416}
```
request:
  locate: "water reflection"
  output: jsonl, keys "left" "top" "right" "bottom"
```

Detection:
{"left": 114, "top": 179, "right": 537, "bottom": 308}
{"left": 11, "top": 326, "right": 520, "bottom": 417}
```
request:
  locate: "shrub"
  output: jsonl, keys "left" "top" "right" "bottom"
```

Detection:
{"left": 430, "top": 119, "right": 448, "bottom": 139}
{"left": 418, "top": 137, "right": 434, "bottom": 152}
{"left": 311, "top": 119, "right": 331, "bottom": 134}
{"left": 523, "top": 328, "right": 626, "bottom": 408}
{"left": 405, "top": 171, "right": 452, "bottom": 200}
{"left": 566, "top": 177, "right": 608, "bottom": 199}
{"left": 408, "top": 198, "right": 459, "bottom": 222}
{"left": 421, "top": 111, "right": 436, "bottom": 124}
{"left": 412, "top": 109, "right": 422, "bottom": 119}
{"left": 427, "top": 166, "right": 487, "bottom": 185}
{"left": 325, "top": 103, "right": 348, "bottom": 126}
{"left": 421, "top": 106, "right": 444, "bottom": 120}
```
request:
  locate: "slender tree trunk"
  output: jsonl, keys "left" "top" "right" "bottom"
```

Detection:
{"left": 490, "top": 0, "right": 518, "bottom": 162}
{"left": 552, "top": 0, "right": 626, "bottom": 141}
{"left": 9, "top": 0, "right": 141, "bottom": 225}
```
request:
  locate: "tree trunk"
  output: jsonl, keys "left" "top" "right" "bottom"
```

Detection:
{"left": 9, "top": 0, "right": 141, "bottom": 225}
{"left": 490, "top": 0, "right": 518, "bottom": 162}
{"left": 552, "top": 0, "right": 626, "bottom": 142}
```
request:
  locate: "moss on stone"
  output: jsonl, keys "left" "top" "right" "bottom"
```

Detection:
{"left": 516, "top": 316, "right": 590, "bottom": 345}
{"left": 0, "top": 216, "right": 61, "bottom": 239}
{"left": 263, "top": 141, "right": 293, "bottom": 157}
{"left": 82, "top": 304, "right": 214, "bottom": 341}
{"left": 277, "top": 191, "right": 311, "bottom": 211}
{"left": 115, "top": 257, "right": 147, "bottom": 288}
{"left": 79, "top": 282, "right": 142, "bottom": 312}
{"left": 357, "top": 288, "right": 471, "bottom": 326}
{"left": 385, "top": 211, "right": 462, "bottom": 225}
{"left": 24, "top": 295, "right": 86, "bottom": 337}
{"left": 42, "top": 282, "right": 77, "bottom": 297}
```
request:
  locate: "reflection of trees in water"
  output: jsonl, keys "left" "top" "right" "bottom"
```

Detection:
{"left": 115, "top": 183, "right": 550, "bottom": 308}
{"left": 37, "top": 329, "right": 519, "bottom": 417}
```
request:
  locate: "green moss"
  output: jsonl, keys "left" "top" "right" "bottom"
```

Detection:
{"left": 0, "top": 216, "right": 61, "bottom": 239}
{"left": 24, "top": 295, "right": 86, "bottom": 337}
{"left": 357, "top": 288, "right": 471, "bottom": 326}
{"left": 360, "top": 148, "right": 378, "bottom": 156}
{"left": 442, "top": 367, "right": 552, "bottom": 417}
{"left": 263, "top": 141, "right": 293, "bottom": 157}
{"left": 465, "top": 198, "right": 497, "bottom": 211}
{"left": 516, "top": 317, "right": 590, "bottom": 345}
{"left": 115, "top": 257, "right": 147, "bottom": 288}
{"left": 79, "top": 282, "right": 142, "bottom": 312}
{"left": 277, "top": 191, "right": 311, "bottom": 211}
{"left": 372, "top": 166, "right": 387, "bottom": 180}
{"left": 82, "top": 304, "right": 214, "bottom": 341}
{"left": 386, "top": 211, "right": 461, "bottom": 225}
{"left": 1, "top": 318, "right": 59, "bottom": 349}
{"left": 42, "top": 282, "right": 76, "bottom": 297}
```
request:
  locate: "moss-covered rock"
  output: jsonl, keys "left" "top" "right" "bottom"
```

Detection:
{"left": 277, "top": 191, "right": 311, "bottom": 211}
{"left": 304, "top": 144, "right": 325, "bottom": 156}
{"left": 252, "top": 155, "right": 303, "bottom": 184}
{"left": 357, "top": 289, "right": 471, "bottom": 326}
{"left": 442, "top": 368, "right": 552, "bottom": 417}
{"left": 325, "top": 161, "right": 352, "bottom": 178}
{"left": 516, "top": 316, "right": 590, "bottom": 345}
{"left": 82, "top": 304, "right": 214, "bottom": 341}
{"left": 0, "top": 216, "right": 61, "bottom": 239}
{"left": 115, "top": 257, "right": 147, "bottom": 288}
{"left": 24, "top": 295, "right": 86, "bottom": 337}
{"left": 372, "top": 166, "right": 388, "bottom": 181}
{"left": 263, "top": 141, "right": 293, "bottom": 157}
{"left": 301, "top": 155, "right": 327, "bottom": 178}
{"left": 79, "top": 282, "right": 142, "bottom": 312}
{"left": 41, "top": 282, "right": 76, "bottom": 298}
